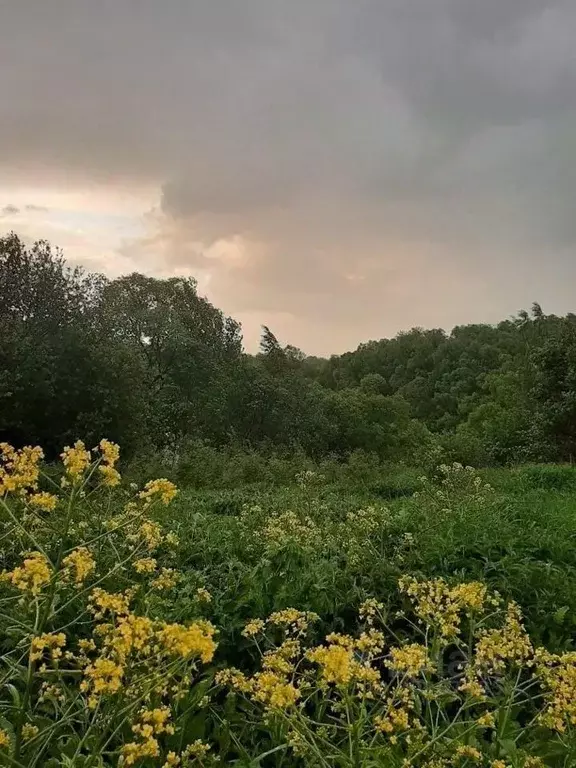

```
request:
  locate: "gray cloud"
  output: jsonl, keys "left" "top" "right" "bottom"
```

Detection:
{"left": 1, "top": 205, "right": 20, "bottom": 217}
{"left": 1, "top": 1, "right": 576, "bottom": 353}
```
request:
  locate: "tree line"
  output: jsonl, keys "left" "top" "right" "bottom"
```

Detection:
{"left": 2, "top": 233, "right": 575, "bottom": 466}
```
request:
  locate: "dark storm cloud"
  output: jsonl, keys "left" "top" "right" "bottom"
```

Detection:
{"left": 1, "top": 1, "right": 575, "bottom": 353}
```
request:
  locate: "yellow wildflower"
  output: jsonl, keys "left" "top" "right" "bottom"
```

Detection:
{"left": 535, "top": 648, "right": 576, "bottom": 732}
{"left": 81, "top": 658, "right": 124, "bottom": 704}
{"left": 62, "top": 547, "right": 96, "bottom": 585}
{"left": 30, "top": 632, "right": 66, "bottom": 662}
{"left": 387, "top": 643, "right": 430, "bottom": 677}
{"left": 475, "top": 602, "right": 533, "bottom": 673}
{"left": 89, "top": 588, "right": 131, "bottom": 619}
{"left": 121, "top": 737, "right": 159, "bottom": 765}
{"left": 242, "top": 619, "right": 265, "bottom": 637}
{"left": 163, "top": 752, "right": 181, "bottom": 767}
{"left": 133, "top": 707, "right": 174, "bottom": 737}
{"left": 252, "top": 671, "right": 300, "bottom": 709}
{"left": 157, "top": 620, "right": 217, "bottom": 663}
{"left": 28, "top": 491, "right": 58, "bottom": 511}
{"left": 196, "top": 586, "right": 212, "bottom": 603}
{"left": 374, "top": 708, "right": 411, "bottom": 734}
{"left": 454, "top": 745, "right": 482, "bottom": 761}
{"left": 134, "top": 557, "right": 157, "bottom": 574}
{"left": 268, "top": 608, "right": 319, "bottom": 634}
{"left": 0, "top": 443, "right": 43, "bottom": 494}
{"left": 99, "top": 439, "right": 120, "bottom": 467}
{"left": 0, "top": 728, "right": 10, "bottom": 749}
{"left": 139, "top": 478, "right": 178, "bottom": 506}
{"left": 22, "top": 723, "right": 39, "bottom": 742}
{"left": 184, "top": 740, "right": 211, "bottom": 758}
{"left": 307, "top": 644, "right": 354, "bottom": 685}
{"left": 137, "top": 519, "right": 163, "bottom": 551}
{"left": 6, "top": 551, "right": 51, "bottom": 596}
{"left": 99, "top": 464, "right": 121, "bottom": 487}
{"left": 61, "top": 440, "right": 91, "bottom": 479}
{"left": 151, "top": 568, "right": 179, "bottom": 591}
{"left": 476, "top": 712, "right": 496, "bottom": 728}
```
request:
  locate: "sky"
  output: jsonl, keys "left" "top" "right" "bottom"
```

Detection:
{"left": 1, "top": 1, "right": 576, "bottom": 356}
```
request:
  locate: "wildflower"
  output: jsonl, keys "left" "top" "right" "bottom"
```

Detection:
{"left": 22, "top": 723, "right": 39, "bottom": 742}
{"left": 30, "top": 632, "right": 66, "bottom": 662}
{"left": 0, "top": 443, "right": 43, "bottom": 494}
{"left": 5, "top": 551, "right": 51, "bottom": 596}
{"left": 89, "top": 588, "right": 131, "bottom": 618}
{"left": 359, "top": 598, "right": 384, "bottom": 625}
{"left": 81, "top": 658, "right": 124, "bottom": 705}
{"left": 28, "top": 491, "right": 58, "bottom": 511}
{"left": 99, "top": 464, "right": 121, "bottom": 487}
{"left": 535, "top": 648, "right": 576, "bottom": 732}
{"left": 163, "top": 753, "right": 181, "bottom": 767}
{"left": 308, "top": 644, "right": 355, "bottom": 685}
{"left": 133, "top": 707, "right": 174, "bottom": 737}
{"left": 61, "top": 440, "right": 91, "bottom": 480}
{"left": 62, "top": 547, "right": 96, "bottom": 585}
{"left": 355, "top": 629, "right": 385, "bottom": 655}
{"left": 268, "top": 608, "right": 319, "bottom": 634}
{"left": 158, "top": 620, "right": 217, "bottom": 663}
{"left": 491, "top": 762, "right": 509, "bottom": 768}
{"left": 139, "top": 478, "right": 178, "bottom": 506}
{"left": 196, "top": 586, "right": 212, "bottom": 603}
{"left": 454, "top": 745, "right": 482, "bottom": 761}
{"left": 99, "top": 439, "right": 120, "bottom": 467}
{"left": 165, "top": 531, "right": 180, "bottom": 547}
{"left": 475, "top": 602, "right": 533, "bottom": 673}
{"left": 121, "top": 738, "right": 159, "bottom": 765}
{"left": 134, "top": 557, "right": 157, "bottom": 574}
{"left": 215, "top": 667, "right": 252, "bottom": 693}
{"left": 151, "top": 568, "right": 179, "bottom": 591}
{"left": 476, "top": 712, "right": 496, "bottom": 728}
{"left": 185, "top": 740, "right": 211, "bottom": 759}
{"left": 252, "top": 671, "right": 300, "bottom": 709}
{"left": 0, "top": 728, "right": 10, "bottom": 749}
{"left": 458, "top": 672, "right": 486, "bottom": 701}
{"left": 137, "top": 520, "right": 164, "bottom": 551}
{"left": 523, "top": 759, "right": 545, "bottom": 768}
{"left": 374, "top": 708, "right": 411, "bottom": 734}
{"left": 387, "top": 643, "right": 430, "bottom": 677}
{"left": 242, "top": 619, "right": 265, "bottom": 637}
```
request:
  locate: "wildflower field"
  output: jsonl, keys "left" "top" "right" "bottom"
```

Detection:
{"left": 2, "top": 443, "right": 576, "bottom": 767}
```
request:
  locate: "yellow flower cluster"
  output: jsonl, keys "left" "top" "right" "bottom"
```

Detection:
{"left": 30, "top": 632, "right": 66, "bottom": 662}
{"left": 387, "top": 643, "right": 431, "bottom": 677}
{"left": 4, "top": 551, "right": 52, "bottom": 596}
{"left": 261, "top": 510, "right": 320, "bottom": 551}
{"left": 267, "top": 608, "right": 319, "bottom": 635}
{"left": 475, "top": 602, "right": 533, "bottom": 673}
{"left": 196, "top": 587, "right": 212, "bottom": 603}
{"left": 62, "top": 547, "right": 96, "bottom": 585}
{"left": 122, "top": 707, "right": 175, "bottom": 766}
{"left": 251, "top": 671, "right": 300, "bottom": 708}
{"left": 454, "top": 745, "right": 482, "bottom": 761}
{"left": 89, "top": 588, "right": 132, "bottom": 619}
{"left": 28, "top": 491, "right": 58, "bottom": 511}
{"left": 61, "top": 440, "right": 91, "bottom": 480}
{"left": 399, "top": 577, "right": 489, "bottom": 639}
{"left": 0, "top": 443, "right": 43, "bottom": 495}
{"left": 151, "top": 568, "right": 180, "bottom": 591}
{"left": 134, "top": 557, "right": 157, "bottom": 574}
{"left": 157, "top": 621, "right": 217, "bottom": 663}
{"left": 22, "top": 723, "right": 39, "bottom": 742}
{"left": 535, "top": 648, "right": 576, "bottom": 732}
{"left": 139, "top": 478, "right": 178, "bottom": 506}
{"left": 0, "top": 728, "right": 9, "bottom": 749}
{"left": 98, "top": 438, "right": 121, "bottom": 487}
{"left": 81, "top": 657, "right": 124, "bottom": 703}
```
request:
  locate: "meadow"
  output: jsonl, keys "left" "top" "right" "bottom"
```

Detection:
{"left": 2, "top": 441, "right": 576, "bottom": 767}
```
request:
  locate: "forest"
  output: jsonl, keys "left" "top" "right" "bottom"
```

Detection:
{"left": 2, "top": 233, "right": 576, "bottom": 476}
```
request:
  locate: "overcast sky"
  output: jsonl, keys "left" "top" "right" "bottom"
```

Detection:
{"left": 1, "top": 1, "right": 575, "bottom": 355}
